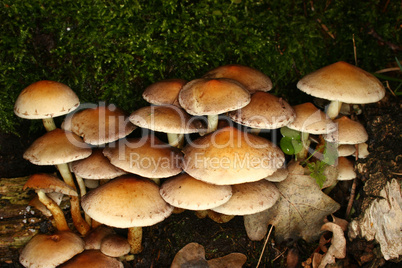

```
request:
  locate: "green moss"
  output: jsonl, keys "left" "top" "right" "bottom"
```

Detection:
{"left": 1, "top": 0, "right": 400, "bottom": 134}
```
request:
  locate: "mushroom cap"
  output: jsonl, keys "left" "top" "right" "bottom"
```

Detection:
{"left": 178, "top": 78, "right": 251, "bottom": 116}
{"left": 182, "top": 126, "right": 285, "bottom": 185}
{"left": 23, "top": 128, "right": 92, "bottom": 166}
{"left": 287, "top": 102, "right": 337, "bottom": 134}
{"left": 324, "top": 116, "right": 368, "bottom": 145}
{"left": 58, "top": 250, "right": 123, "bottom": 268}
{"left": 19, "top": 231, "right": 85, "bottom": 268}
{"left": 81, "top": 176, "right": 173, "bottom": 228}
{"left": 229, "top": 92, "right": 295, "bottom": 129}
{"left": 100, "top": 234, "right": 131, "bottom": 257}
{"left": 23, "top": 173, "right": 78, "bottom": 196}
{"left": 211, "top": 180, "right": 280, "bottom": 215}
{"left": 84, "top": 225, "right": 115, "bottom": 250}
{"left": 337, "top": 157, "right": 356, "bottom": 181}
{"left": 297, "top": 61, "right": 385, "bottom": 104}
{"left": 160, "top": 173, "right": 233, "bottom": 210}
{"left": 265, "top": 166, "right": 289, "bottom": 182}
{"left": 129, "top": 105, "right": 202, "bottom": 134}
{"left": 142, "top": 78, "right": 187, "bottom": 107}
{"left": 102, "top": 135, "right": 183, "bottom": 179}
{"left": 62, "top": 105, "right": 136, "bottom": 145}
{"left": 71, "top": 148, "right": 126, "bottom": 180}
{"left": 14, "top": 80, "right": 80, "bottom": 119}
{"left": 203, "top": 64, "right": 272, "bottom": 93}
{"left": 337, "top": 144, "right": 356, "bottom": 157}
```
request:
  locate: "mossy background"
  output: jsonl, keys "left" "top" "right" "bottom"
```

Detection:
{"left": 1, "top": 0, "right": 401, "bottom": 135}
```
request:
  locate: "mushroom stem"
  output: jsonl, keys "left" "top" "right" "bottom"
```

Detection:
{"left": 296, "top": 132, "right": 311, "bottom": 160}
{"left": 127, "top": 227, "right": 143, "bottom": 254}
{"left": 207, "top": 114, "right": 219, "bottom": 134}
{"left": 75, "top": 174, "right": 92, "bottom": 226}
{"left": 167, "top": 133, "right": 185, "bottom": 148}
{"left": 326, "top": 101, "right": 342, "bottom": 119}
{"left": 57, "top": 163, "right": 91, "bottom": 235}
{"left": 42, "top": 118, "right": 57, "bottom": 132}
{"left": 36, "top": 190, "right": 70, "bottom": 231}
{"left": 249, "top": 128, "right": 261, "bottom": 135}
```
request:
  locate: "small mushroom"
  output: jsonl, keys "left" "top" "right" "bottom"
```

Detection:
{"left": 100, "top": 234, "right": 131, "bottom": 257}
{"left": 58, "top": 250, "right": 123, "bottom": 268}
{"left": 142, "top": 78, "right": 187, "bottom": 107}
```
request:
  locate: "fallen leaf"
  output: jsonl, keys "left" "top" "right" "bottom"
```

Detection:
{"left": 249, "top": 174, "right": 340, "bottom": 244}
{"left": 318, "top": 222, "right": 346, "bottom": 268}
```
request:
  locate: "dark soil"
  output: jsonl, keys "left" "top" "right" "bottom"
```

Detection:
{"left": 0, "top": 94, "right": 400, "bottom": 268}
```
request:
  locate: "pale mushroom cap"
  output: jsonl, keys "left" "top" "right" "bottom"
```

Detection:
{"left": 142, "top": 78, "right": 187, "bottom": 107}
{"left": 71, "top": 148, "right": 126, "bottom": 180}
{"left": 62, "top": 105, "right": 136, "bottom": 145}
{"left": 23, "top": 173, "right": 78, "bottom": 196}
{"left": 297, "top": 61, "right": 385, "bottom": 104}
{"left": 58, "top": 250, "right": 123, "bottom": 268}
{"left": 178, "top": 78, "right": 251, "bottom": 116}
{"left": 129, "top": 105, "right": 201, "bottom": 134}
{"left": 81, "top": 176, "right": 173, "bottom": 228}
{"left": 23, "top": 128, "right": 92, "bottom": 166}
{"left": 203, "top": 64, "right": 273, "bottom": 93}
{"left": 19, "top": 231, "right": 85, "bottom": 268}
{"left": 211, "top": 180, "right": 280, "bottom": 215}
{"left": 14, "top": 80, "right": 80, "bottom": 119}
{"left": 287, "top": 102, "right": 337, "bottom": 134}
{"left": 324, "top": 116, "right": 368, "bottom": 145}
{"left": 84, "top": 225, "right": 115, "bottom": 250}
{"left": 337, "top": 144, "right": 356, "bottom": 157}
{"left": 265, "top": 166, "right": 289, "bottom": 182}
{"left": 102, "top": 135, "right": 183, "bottom": 179}
{"left": 229, "top": 92, "right": 295, "bottom": 129}
{"left": 100, "top": 234, "right": 131, "bottom": 257}
{"left": 160, "top": 173, "right": 233, "bottom": 210}
{"left": 337, "top": 157, "right": 356, "bottom": 181}
{"left": 182, "top": 126, "right": 285, "bottom": 185}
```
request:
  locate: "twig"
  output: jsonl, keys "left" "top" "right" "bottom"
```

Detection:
{"left": 353, "top": 34, "right": 357, "bottom": 66}
{"left": 256, "top": 225, "right": 274, "bottom": 268}
{"left": 346, "top": 178, "right": 357, "bottom": 219}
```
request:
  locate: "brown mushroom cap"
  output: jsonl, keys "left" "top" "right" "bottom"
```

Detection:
{"left": 62, "top": 105, "right": 136, "bottom": 145}
{"left": 23, "top": 128, "right": 92, "bottom": 166}
{"left": 71, "top": 148, "right": 126, "bottom": 180}
{"left": 211, "top": 180, "right": 280, "bottom": 215}
{"left": 142, "top": 78, "right": 187, "bottom": 107}
{"left": 84, "top": 225, "right": 116, "bottom": 250}
{"left": 81, "top": 176, "right": 173, "bottom": 228}
{"left": 203, "top": 64, "right": 272, "bottom": 93}
{"left": 102, "top": 135, "right": 183, "bottom": 179}
{"left": 287, "top": 102, "right": 337, "bottom": 134}
{"left": 160, "top": 173, "right": 233, "bottom": 210}
{"left": 23, "top": 173, "right": 77, "bottom": 196}
{"left": 229, "top": 92, "right": 295, "bottom": 129}
{"left": 297, "top": 61, "right": 385, "bottom": 104}
{"left": 324, "top": 116, "right": 368, "bottom": 145}
{"left": 337, "top": 157, "right": 356, "bottom": 181}
{"left": 178, "top": 78, "right": 250, "bottom": 116}
{"left": 129, "top": 105, "right": 201, "bottom": 134}
{"left": 100, "top": 234, "right": 131, "bottom": 257}
{"left": 58, "top": 250, "right": 123, "bottom": 268}
{"left": 182, "top": 126, "right": 285, "bottom": 185}
{"left": 14, "top": 80, "right": 80, "bottom": 119}
{"left": 19, "top": 231, "right": 85, "bottom": 268}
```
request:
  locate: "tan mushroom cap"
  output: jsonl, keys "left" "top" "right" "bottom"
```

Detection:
{"left": 14, "top": 80, "right": 80, "bottom": 119}
{"left": 58, "top": 250, "right": 123, "bottom": 268}
{"left": 81, "top": 176, "right": 173, "bottom": 228}
{"left": 100, "top": 234, "right": 131, "bottom": 257}
{"left": 287, "top": 102, "right": 337, "bottom": 134}
{"left": 84, "top": 225, "right": 115, "bottom": 250}
{"left": 62, "top": 105, "right": 136, "bottom": 145}
{"left": 324, "top": 116, "right": 368, "bottom": 145}
{"left": 129, "top": 105, "right": 202, "bottom": 134}
{"left": 102, "top": 135, "right": 183, "bottom": 179}
{"left": 160, "top": 173, "right": 233, "bottom": 210}
{"left": 23, "top": 128, "right": 92, "bottom": 166}
{"left": 297, "top": 61, "right": 385, "bottom": 104}
{"left": 265, "top": 166, "right": 289, "bottom": 182}
{"left": 182, "top": 126, "right": 285, "bottom": 185}
{"left": 71, "top": 148, "right": 126, "bottom": 180}
{"left": 23, "top": 173, "right": 77, "bottom": 196}
{"left": 337, "top": 157, "right": 356, "bottom": 181}
{"left": 211, "top": 180, "right": 280, "bottom": 215}
{"left": 229, "top": 92, "right": 295, "bottom": 129}
{"left": 337, "top": 144, "right": 356, "bottom": 157}
{"left": 142, "top": 78, "right": 187, "bottom": 107}
{"left": 19, "top": 231, "right": 85, "bottom": 268}
{"left": 178, "top": 78, "right": 250, "bottom": 116}
{"left": 203, "top": 64, "right": 272, "bottom": 93}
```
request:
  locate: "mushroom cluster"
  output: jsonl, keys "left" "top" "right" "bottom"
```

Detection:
{"left": 14, "top": 61, "right": 385, "bottom": 267}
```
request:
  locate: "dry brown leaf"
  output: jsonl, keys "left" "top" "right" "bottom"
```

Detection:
{"left": 246, "top": 174, "right": 340, "bottom": 243}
